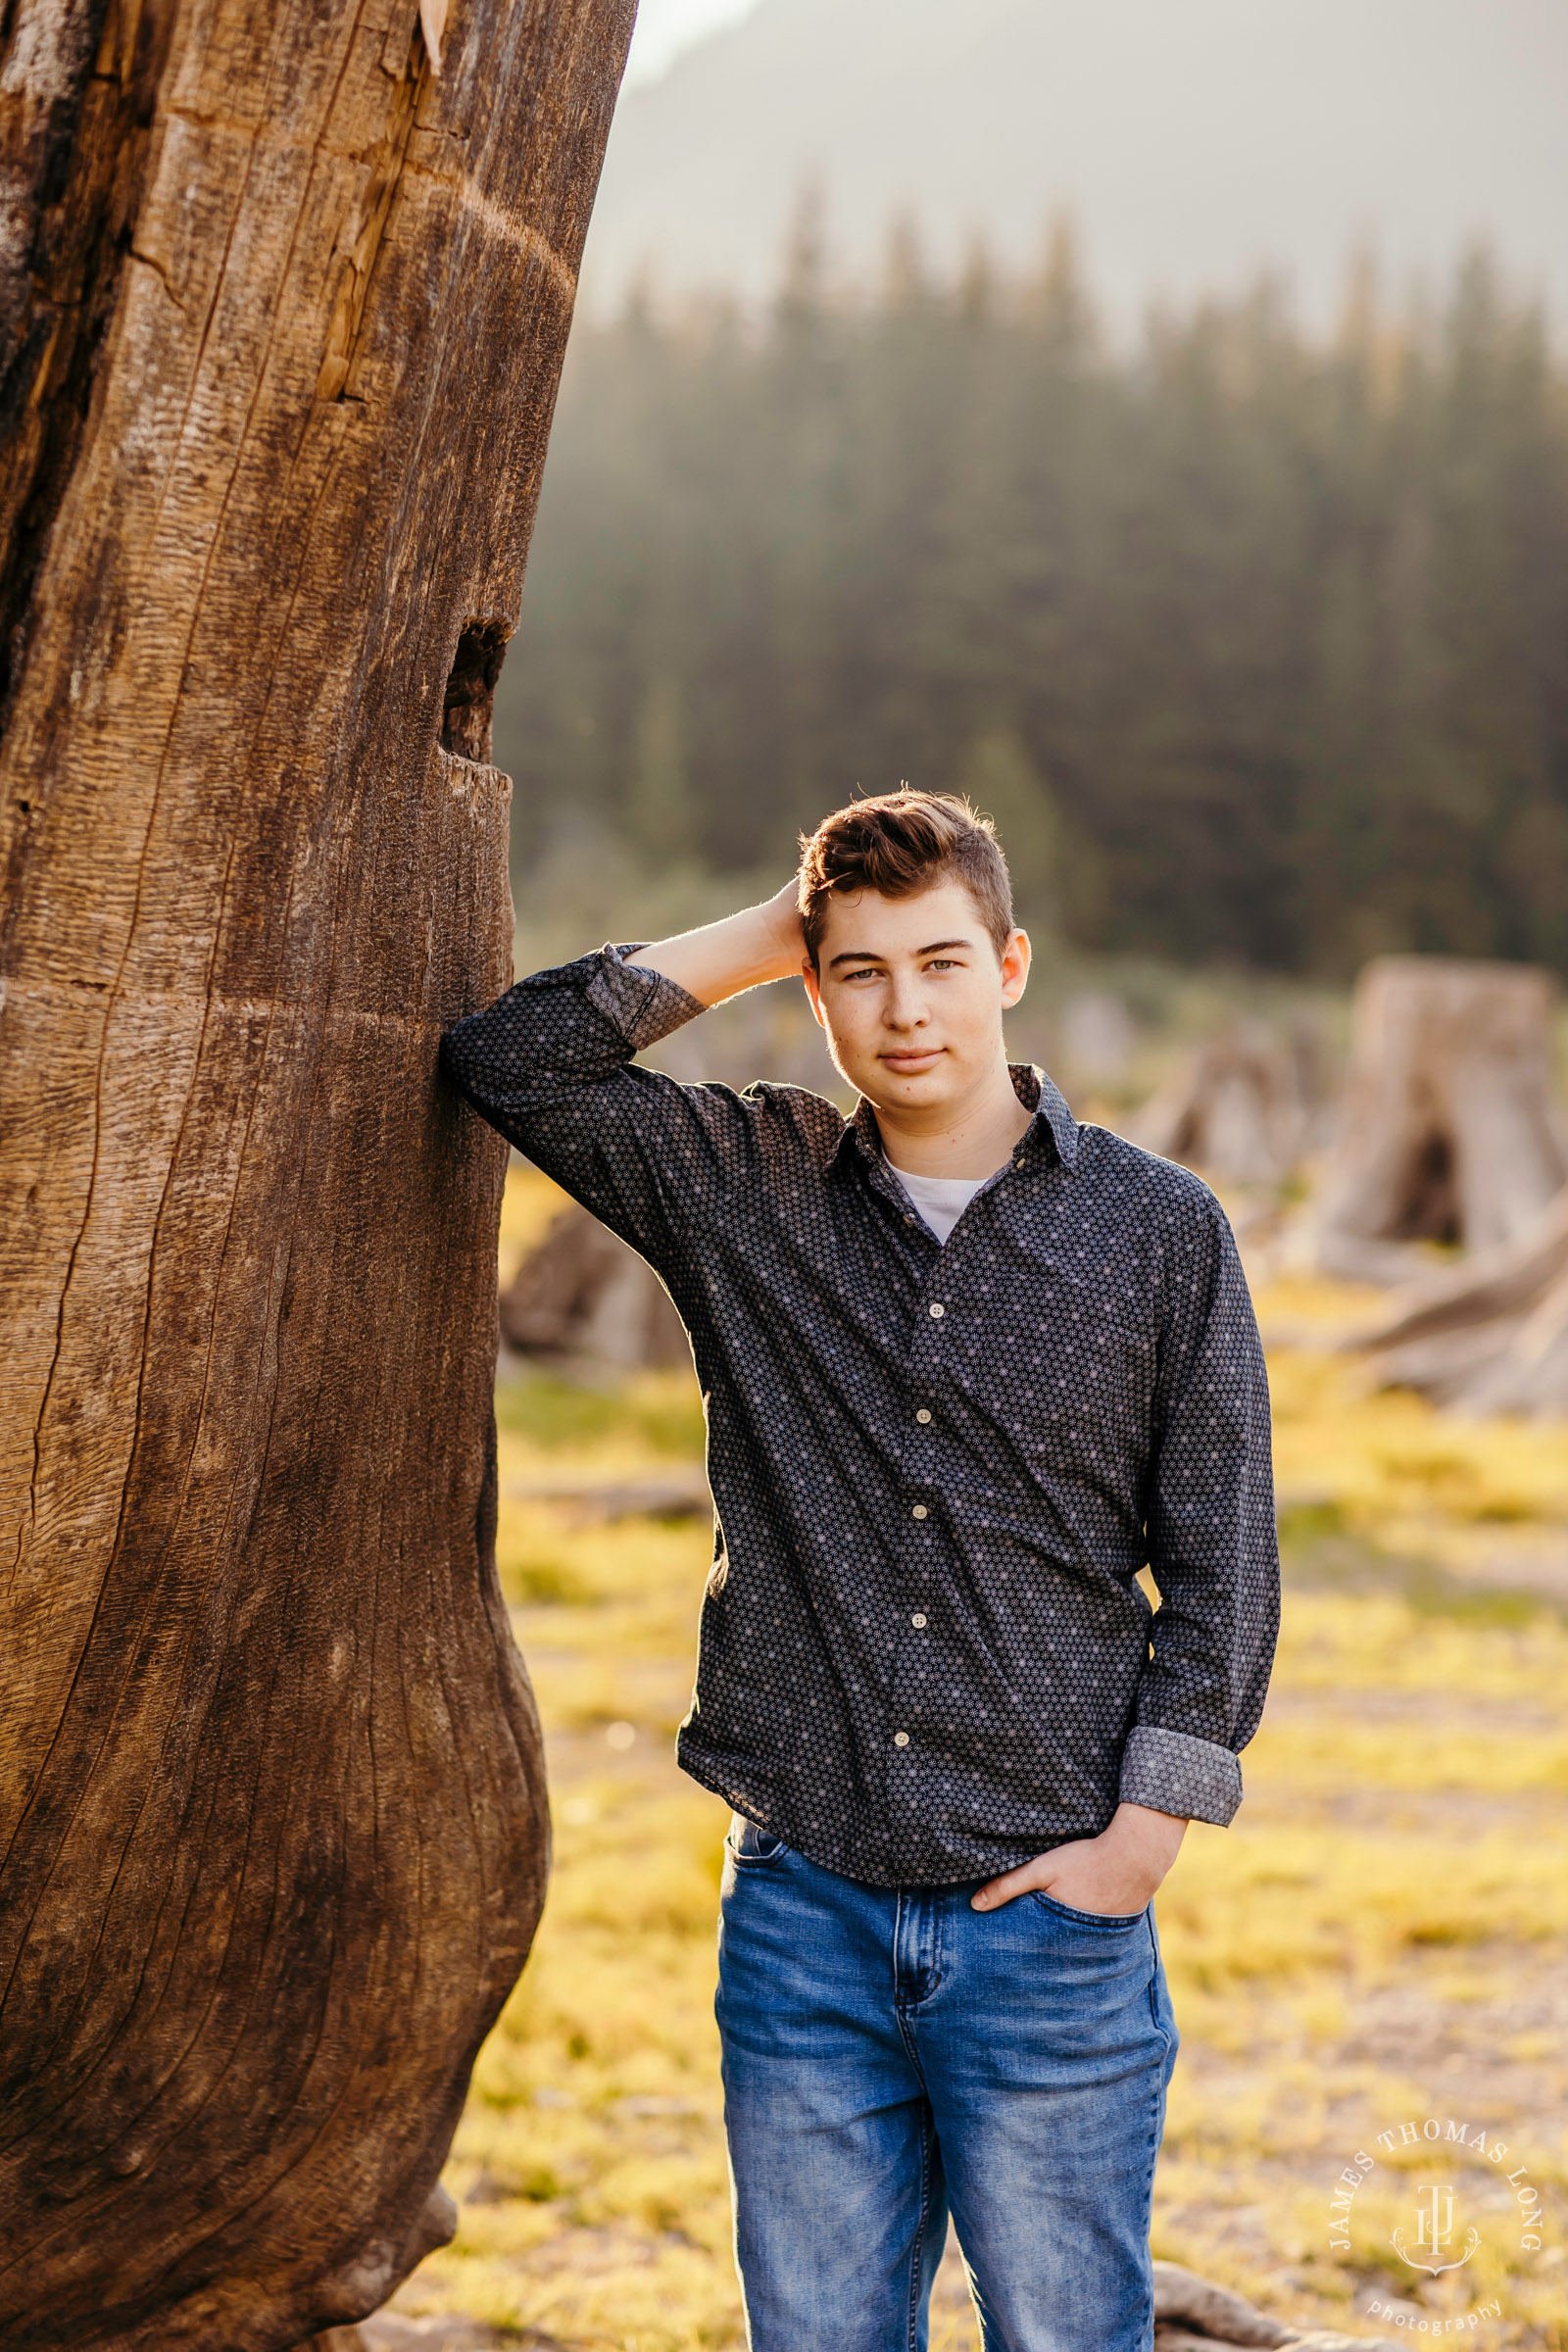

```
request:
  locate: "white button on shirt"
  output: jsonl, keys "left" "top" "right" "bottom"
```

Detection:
{"left": 911, "top": 1504, "right": 927, "bottom": 1520}
{"left": 893, "top": 1732, "right": 910, "bottom": 1747}
{"left": 927, "top": 1302, "right": 944, "bottom": 1319}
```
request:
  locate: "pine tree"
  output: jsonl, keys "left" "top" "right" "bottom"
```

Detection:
{"left": 497, "top": 244, "right": 1568, "bottom": 978}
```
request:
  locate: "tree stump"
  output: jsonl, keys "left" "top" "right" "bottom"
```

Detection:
{"left": 501, "top": 1202, "right": 690, "bottom": 1369}
{"left": 0, "top": 0, "right": 632, "bottom": 2345}
{"left": 1314, "top": 957, "right": 1567, "bottom": 1279}
{"left": 1127, "top": 1022, "right": 1313, "bottom": 1187}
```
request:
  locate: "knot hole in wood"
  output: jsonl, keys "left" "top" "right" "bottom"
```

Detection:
{"left": 441, "top": 617, "right": 510, "bottom": 762}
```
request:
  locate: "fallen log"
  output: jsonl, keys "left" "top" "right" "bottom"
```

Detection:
{"left": 1352, "top": 1186, "right": 1568, "bottom": 1416}
{"left": 506, "top": 1470, "right": 711, "bottom": 1523}
{"left": 1152, "top": 2263, "right": 1397, "bottom": 2349}
{"left": 330, "top": 2266, "right": 1400, "bottom": 2352}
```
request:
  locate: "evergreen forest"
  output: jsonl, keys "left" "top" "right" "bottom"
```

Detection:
{"left": 495, "top": 231, "right": 1568, "bottom": 975}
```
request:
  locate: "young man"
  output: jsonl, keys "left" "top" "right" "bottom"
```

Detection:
{"left": 441, "top": 790, "right": 1279, "bottom": 2352}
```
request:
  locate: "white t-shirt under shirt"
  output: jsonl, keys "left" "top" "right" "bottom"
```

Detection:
{"left": 891, "top": 1163, "right": 1001, "bottom": 1244}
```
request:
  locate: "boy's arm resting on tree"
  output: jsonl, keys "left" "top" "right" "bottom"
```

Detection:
{"left": 1121, "top": 1199, "right": 1281, "bottom": 1831}
{"left": 437, "top": 889, "right": 806, "bottom": 1260}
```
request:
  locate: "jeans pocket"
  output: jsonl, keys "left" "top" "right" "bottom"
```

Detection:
{"left": 726, "top": 1812, "right": 791, "bottom": 1863}
{"left": 1029, "top": 1889, "right": 1147, "bottom": 1930}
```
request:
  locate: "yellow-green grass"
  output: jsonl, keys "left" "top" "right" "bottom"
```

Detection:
{"left": 1263, "top": 1272, "right": 1568, "bottom": 1562}
{"left": 388, "top": 1202, "right": 1568, "bottom": 2349}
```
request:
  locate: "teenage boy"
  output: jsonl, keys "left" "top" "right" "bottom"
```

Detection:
{"left": 441, "top": 790, "right": 1279, "bottom": 2352}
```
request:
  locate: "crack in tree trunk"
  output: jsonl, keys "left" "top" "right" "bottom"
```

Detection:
{"left": 0, "top": 0, "right": 175, "bottom": 725}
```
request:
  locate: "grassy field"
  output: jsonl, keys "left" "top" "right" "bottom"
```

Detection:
{"left": 388, "top": 1175, "right": 1568, "bottom": 2350}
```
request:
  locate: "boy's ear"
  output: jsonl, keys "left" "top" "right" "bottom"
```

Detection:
{"left": 801, "top": 956, "right": 826, "bottom": 1029}
{"left": 1000, "top": 927, "right": 1031, "bottom": 1009}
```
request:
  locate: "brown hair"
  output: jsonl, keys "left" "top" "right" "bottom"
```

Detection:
{"left": 796, "top": 788, "right": 1013, "bottom": 967}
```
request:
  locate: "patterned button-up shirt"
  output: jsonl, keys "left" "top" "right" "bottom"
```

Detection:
{"left": 442, "top": 946, "right": 1279, "bottom": 1886}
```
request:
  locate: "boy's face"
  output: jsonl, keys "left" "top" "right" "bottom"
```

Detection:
{"left": 801, "top": 877, "right": 1030, "bottom": 1114}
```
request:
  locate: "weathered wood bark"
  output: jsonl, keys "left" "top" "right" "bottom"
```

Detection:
{"left": 500, "top": 1202, "right": 690, "bottom": 1368}
{"left": 0, "top": 0, "right": 633, "bottom": 2344}
{"left": 1150, "top": 2263, "right": 1396, "bottom": 2351}
{"left": 1314, "top": 956, "right": 1567, "bottom": 1281}
{"left": 1352, "top": 1185, "right": 1568, "bottom": 1417}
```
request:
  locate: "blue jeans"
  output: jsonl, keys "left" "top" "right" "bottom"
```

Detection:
{"left": 715, "top": 1819, "right": 1178, "bottom": 2352}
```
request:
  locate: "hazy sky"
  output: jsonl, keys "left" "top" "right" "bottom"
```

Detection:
{"left": 591, "top": 0, "right": 1568, "bottom": 333}
{"left": 623, "top": 0, "right": 763, "bottom": 86}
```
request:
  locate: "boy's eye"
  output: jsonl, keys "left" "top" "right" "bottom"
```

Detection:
{"left": 925, "top": 958, "right": 958, "bottom": 971}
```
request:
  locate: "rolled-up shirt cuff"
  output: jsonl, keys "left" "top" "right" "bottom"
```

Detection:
{"left": 584, "top": 944, "right": 706, "bottom": 1052}
{"left": 1119, "top": 1725, "right": 1243, "bottom": 1827}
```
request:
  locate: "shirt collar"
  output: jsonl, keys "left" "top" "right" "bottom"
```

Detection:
{"left": 831, "top": 1064, "right": 1079, "bottom": 1177}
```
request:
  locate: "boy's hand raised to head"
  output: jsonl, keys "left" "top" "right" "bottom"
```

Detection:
{"left": 632, "top": 878, "right": 807, "bottom": 1008}
{"left": 970, "top": 1802, "right": 1188, "bottom": 1917}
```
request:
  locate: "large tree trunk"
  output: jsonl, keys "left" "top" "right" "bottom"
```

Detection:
{"left": 0, "top": 1, "right": 631, "bottom": 2345}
